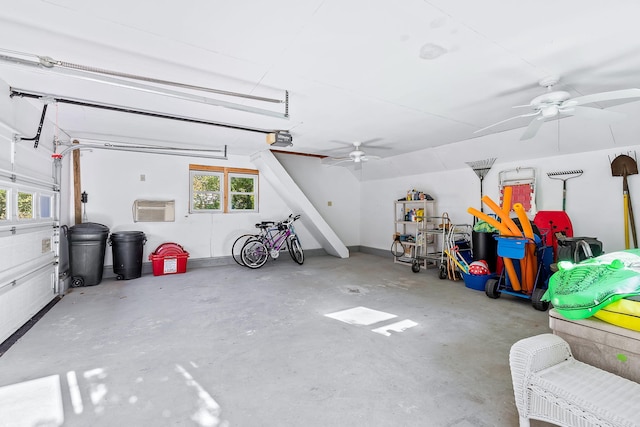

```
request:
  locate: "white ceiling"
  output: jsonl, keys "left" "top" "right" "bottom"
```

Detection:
{"left": 2, "top": 0, "right": 640, "bottom": 169}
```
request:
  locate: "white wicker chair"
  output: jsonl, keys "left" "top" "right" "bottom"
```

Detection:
{"left": 509, "top": 333, "right": 640, "bottom": 427}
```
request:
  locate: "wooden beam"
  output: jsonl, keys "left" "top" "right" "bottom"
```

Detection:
{"left": 72, "top": 140, "right": 82, "bottom": 224}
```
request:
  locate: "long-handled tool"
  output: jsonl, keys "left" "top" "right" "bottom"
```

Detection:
{"left": 466, "top": 158, "right": 496, "bottom": 213}
{"left": 611, "top": 153, "right": 638, "bottom": 248}
{"left": 547, "top": 170, "right": 583, "bottom": 211}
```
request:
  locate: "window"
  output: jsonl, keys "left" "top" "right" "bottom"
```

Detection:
{"left": 0, "top": 189, "right": 6, "bottom": 220}
{"left": 228, "top": 173, "right": 257, "bottom": 212}
{"left": 189, "top": 165, "right": 258, "bottom": 213}
{"left": 17, "top": 191, "right": 34, "bottom": 219}
{"left": 190, "top": 170, "right": 223, "bottom": 212}
{"left": 40, "top": 194, "right": 52, "bottom": 219}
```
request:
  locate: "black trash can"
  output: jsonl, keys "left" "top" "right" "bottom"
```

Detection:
{"left": 472, "top": 231, "right": 498, "bottom": 273}
{"left": 109, "top": 231, "right": 146, "bottom": 280}
{"left": 68, "top": 222, "right": 110, "bottom": 287}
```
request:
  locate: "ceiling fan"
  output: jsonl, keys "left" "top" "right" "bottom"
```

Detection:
{"left": 475, "top": 76, "right": 640, "bottom": 140}
{"left": 323, "top": 141, "right": 382, "bottom": 168}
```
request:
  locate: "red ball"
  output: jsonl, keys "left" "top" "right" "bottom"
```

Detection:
{"left": 469, "top": 260, "right": 490, "bottom": 275}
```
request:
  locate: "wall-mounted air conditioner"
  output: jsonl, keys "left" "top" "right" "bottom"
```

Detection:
{"left": 133, "top": 200, "right": 175, "bottom": 222}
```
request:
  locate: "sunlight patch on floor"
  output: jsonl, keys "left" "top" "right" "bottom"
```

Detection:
{"left": 0, "top": 374, "right": 64, "bottom": 427}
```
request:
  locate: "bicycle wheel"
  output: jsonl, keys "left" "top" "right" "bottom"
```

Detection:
{"left": 232, "top": 234, "right": 260, "bottom": 266}
{"left": 241, "top": 239, "right": 269, "bottom": 269}
{"left": 287, "top": 235, "right": 304, "bottom": 265}
{"left": 390, "top": 239, "right": 405, "bottom": 257}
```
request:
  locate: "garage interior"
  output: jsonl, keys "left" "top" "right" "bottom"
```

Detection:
{"left": 2, "top": 1, "right": 640, "bottom": 426}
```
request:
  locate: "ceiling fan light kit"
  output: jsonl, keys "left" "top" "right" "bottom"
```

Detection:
{"left": 475, "top": 76, "right": 640, "bottom": 140}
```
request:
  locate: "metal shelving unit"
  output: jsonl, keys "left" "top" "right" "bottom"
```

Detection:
{"left": 393, "top": 199, "right": 436, "bottom": 270}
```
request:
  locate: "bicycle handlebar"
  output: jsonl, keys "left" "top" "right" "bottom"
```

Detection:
{"left": 255, "top": 214, "right": 300, "bottom": 229}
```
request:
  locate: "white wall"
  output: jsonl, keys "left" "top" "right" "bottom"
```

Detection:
{"left": 273, "top": 153, "right": 361, "bottom": 247}
{"left": 77, "top": 148, "right": 322, "bottom": 266}
{"left": 360, "top": 145, "right": 640, "bottom": 254}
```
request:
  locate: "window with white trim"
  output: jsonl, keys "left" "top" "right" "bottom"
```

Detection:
{"left": 228, "top": 173, "right": 257, "bottom": 212}
{"left": 190, "top": 169, "right": 223, "bottom": 212}
{"left": 189, "top": 165, "right": 259, "bottom": 213}
{"left": 17, "top": 191, "right": 34, "bottom": 220}
{"left": 0, "top": 188, "right": 7, "bottom": 220}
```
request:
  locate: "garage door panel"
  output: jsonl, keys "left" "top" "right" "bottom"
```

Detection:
{"left": 0, "top": 266, "right": 55, "bottom": 344}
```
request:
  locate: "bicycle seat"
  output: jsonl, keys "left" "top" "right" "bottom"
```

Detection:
{"left": 255, "top": 221, "right": 275, "bottom": 229}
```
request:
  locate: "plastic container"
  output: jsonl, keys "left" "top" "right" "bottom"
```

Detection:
{"left": 496, "top": 236, "right": 529, "bottom": 259}
{"left": 68, "top": 222, "right": 110, "bottom": 287}
{"left": 109, "top": 231, "right": 146, "bottom": 280}
{"left": 472, "top": 231, "right": 497, "bottom": 272}
{"left": 462, "top": 272, "right": 496, "bottom": 291}
{"left": 149, "top": 242, "right": 189, "bottom": 276}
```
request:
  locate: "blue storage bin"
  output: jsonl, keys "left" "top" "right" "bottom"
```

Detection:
{"left": 462, "top": 272, "right": 496, "bottom": 291}
{"left": 496, "top": 237, "right": 528, "bottom": 259}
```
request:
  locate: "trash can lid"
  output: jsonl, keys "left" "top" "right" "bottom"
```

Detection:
{"left": 110, "top": 230, "right": 146, "bottom": 238}
{"left": 69, "top": 222, "right": 109, "bottom": 234}
{"left": 151, "top": 242, "right": 188, "bottom": 256}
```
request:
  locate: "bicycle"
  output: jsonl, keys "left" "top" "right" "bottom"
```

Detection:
{"left": 240, "top": 214, "right": 304, "bottom": 268}
{"left": 231, "top": 221, "right": 276, "bottom": 266}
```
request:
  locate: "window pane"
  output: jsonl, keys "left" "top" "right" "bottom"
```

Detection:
{"left": 230, "top": 177, "right": 254, "bottom": 193}
{"left": 193, "top": 174, "right": 220, "bottom": 191}
{"left": 193, "top": 192, "right": 220, "bottom": 210}
{"left": 40, "top": 195, "right": 52, "bottom": 218}
{"left": 231, "top": 194, "right": 254, "bottom": 210}
{"left": 0, "top": 189, "right": 6, "bottom": 220}
{"left": 18, "top": 192, "right": 33, "bottom": 219}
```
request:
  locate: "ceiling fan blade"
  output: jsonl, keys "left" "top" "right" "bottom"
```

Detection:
{"left": 362, "top": 155, "right": 381, "bottom": 161}
{"left": 474, "top": 111, "right": 541, "bottom": 134}
{"left": 565, "top": 88, "right": 640, "bottom": 107}
{"left": 520, "top": 116, "right": 545, "bottom": 140}
{"left": 562, "top": 105, "right": 626, "bottom": 122}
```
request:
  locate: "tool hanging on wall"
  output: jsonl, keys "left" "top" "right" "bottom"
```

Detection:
{"left": 546, "top": 169, "right": 583, "bottom": 211}
{"left": 465, "top": 158, "right": 497, "bottom": 215}
{"left": 610, "top": 152, "right": 638, "bottom": 249}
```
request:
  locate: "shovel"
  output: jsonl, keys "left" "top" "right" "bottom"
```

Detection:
{"left": 611, "top": 153, "right": 638, "bottom": 248}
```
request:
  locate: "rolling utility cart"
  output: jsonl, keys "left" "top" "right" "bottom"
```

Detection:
{"left": 484, "top": 232, "right": 553, "bottom": 311}
{"left": 392, "top": 198, "right": 437, "bottom": 271}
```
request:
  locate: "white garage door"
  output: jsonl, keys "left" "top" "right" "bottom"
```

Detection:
{"left": 0, "top": 130, "right": 59, "bottom": 345}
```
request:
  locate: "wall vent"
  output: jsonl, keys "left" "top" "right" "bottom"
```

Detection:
{"left": 133, "top": 200, "right": 175, "bottom": 222}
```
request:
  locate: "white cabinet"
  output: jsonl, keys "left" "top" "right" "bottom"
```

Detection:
{"left": 393, "top": 199, "right": 437, "bottom": 269}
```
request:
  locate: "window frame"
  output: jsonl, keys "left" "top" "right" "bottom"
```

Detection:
{"left": 227, "top": 170, "right": 258, "bottom": 213}
{"left": 189, "top": 168, "right": 224, "bottom": 213}
{"left": 189, "top": 165, "right": 259, "bottom": 213}
{"left": 0, "top": 187, "right": 7, "bottom": 221}
{"left": 17, "top": 190, "right": 35, "bottom": 220}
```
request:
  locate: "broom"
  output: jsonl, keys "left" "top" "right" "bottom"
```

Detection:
{"left": 547, "top": 169, "right": 583, "bottom": 211}
{"left": 466, "top": 158, "right": 497, "bottom": 213}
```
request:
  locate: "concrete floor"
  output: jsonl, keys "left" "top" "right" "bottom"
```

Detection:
{"left": 0, "top": 252, "right": 555, "bottom": 427}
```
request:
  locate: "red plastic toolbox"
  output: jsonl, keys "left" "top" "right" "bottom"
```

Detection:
{"left": 149, "top": 242, "right": 189, "bottom": 276}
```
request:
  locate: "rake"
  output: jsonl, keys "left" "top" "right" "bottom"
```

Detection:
{"left": 547, "top": 169, "right": 583, "bottom": 211}
{"left": 466, "top": 157, "right": 497, "bottom": 213}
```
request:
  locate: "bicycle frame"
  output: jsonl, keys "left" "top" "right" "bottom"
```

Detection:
{"left": 261, "top": 223, "right": 293, "bottom": 256}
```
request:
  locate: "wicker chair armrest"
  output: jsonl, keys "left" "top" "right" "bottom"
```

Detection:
{"left": 509, "top": 334, "right": 573, "bottom": 418}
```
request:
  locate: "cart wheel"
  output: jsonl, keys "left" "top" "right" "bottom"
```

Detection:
{"left": 71, "top": 276, "right": 85, "bottom": 288}
{"left": 531, "top": 288, "right": 550, "bottom": 311}
{"left": 485, "top": 278, "right": 501, "bottom": 299}
{"left": 116, "top": 274, "right": 124, "bottom": 280}
{"left": 411, "top": 261, "right": 421, "bottom": 273}
{"left": 438, "top": 265, "right": 447, "bottom": 280}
